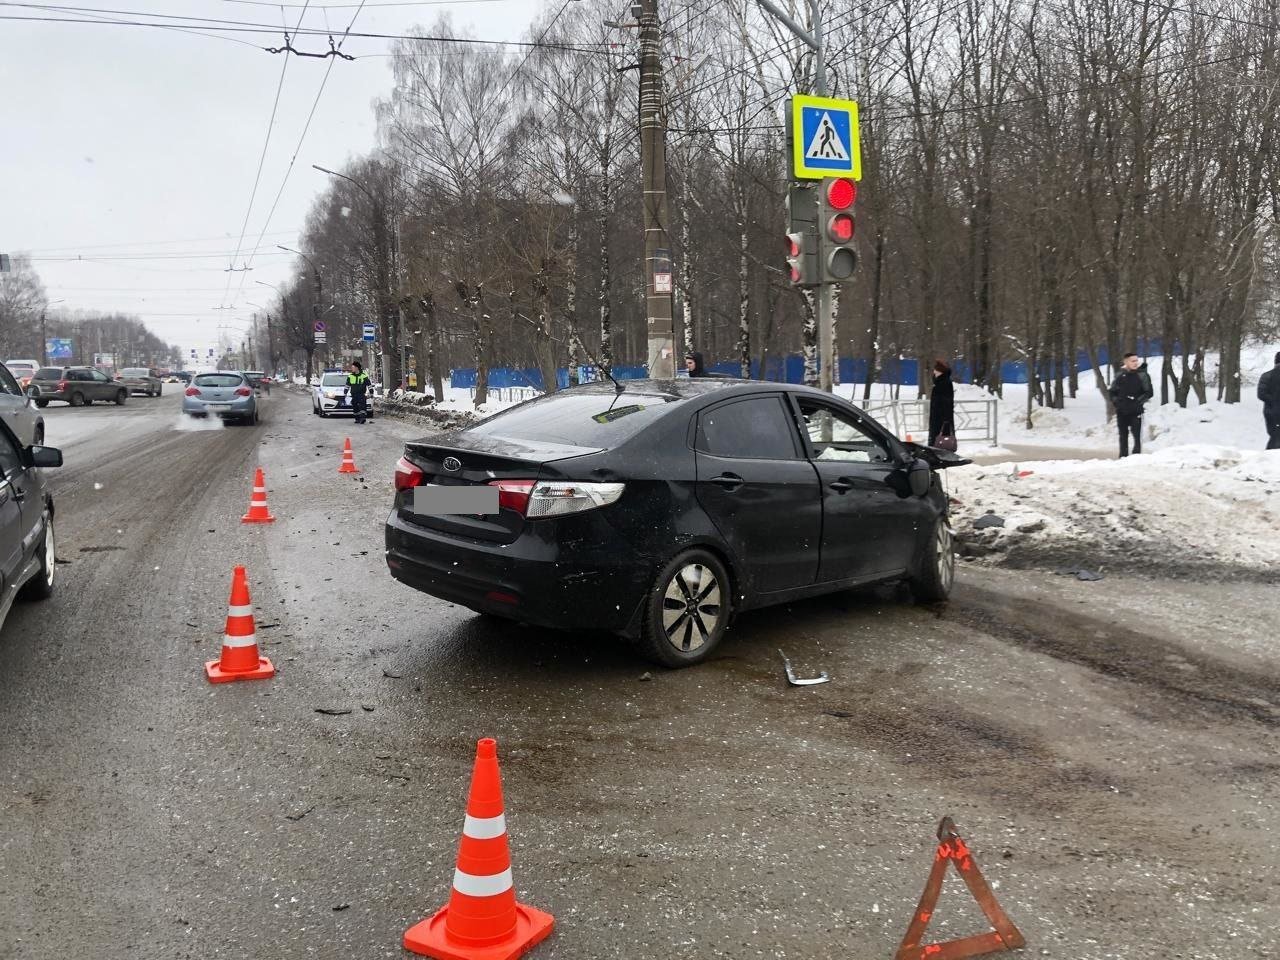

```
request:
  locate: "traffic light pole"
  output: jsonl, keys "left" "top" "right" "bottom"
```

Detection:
{"left": 639, "top": 0, "right": 675, "bottom": 379}
{"left": 756, "top": 0, "right": 834, "bottom": 392}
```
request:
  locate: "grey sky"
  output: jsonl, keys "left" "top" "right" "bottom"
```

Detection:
{"left": 0, "top": 0, "right": 542, "bottom": 360}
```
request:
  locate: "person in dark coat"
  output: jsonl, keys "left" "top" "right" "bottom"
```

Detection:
{"left": 928, "top": 359, "right": 955, "bottom": 447}
{"left": 1108, "top": 352, "right": 1154, "bottom": 457}
{"left": 1259, "top": 350, "right": 1280, "bottom": 450}
{"left": 684, "top": 351, "right": 708, "bottom": 378}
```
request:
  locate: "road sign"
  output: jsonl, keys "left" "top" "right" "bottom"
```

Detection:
{"left": 47, "top": 338, "right": 73, "bottom": 360}
{"left": 654, "top": 272, "right": 673, "bottom": 294}
{"left": 313, "top": 320, "right": 326, "bottom": 333}
{"left": 315, "top": 331, "right": 327, "bottom": 344}
{"left": 790, "top": 95, "right": 861, "bottom": 181}
{"left": 362, "top": 323, "right": 377, "bottom": 343}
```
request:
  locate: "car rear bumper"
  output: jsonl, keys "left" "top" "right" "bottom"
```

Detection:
{"left": 182, "top": 396, "right": 255, "bottom": 417}
{"left": 384, "top": 509, "right": 650, "bottom": 634}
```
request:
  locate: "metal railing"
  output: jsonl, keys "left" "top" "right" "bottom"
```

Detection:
{"left": 858, "top": 398, "right": 999, "bottom": 446}
{"left": 467, "top": 386, "right": 541, "bottom": 405}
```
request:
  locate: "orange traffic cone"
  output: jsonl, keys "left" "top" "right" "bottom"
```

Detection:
{"left": 204, "top": 566, "right": 275, "bottom": 683}
{"left": 241, "top": 467, "right": 276, "bottom": 524}
{"left": 404, "top": 738, "right": 554, "bottom": 960}
{"left": 338, "top": 437, "right": 360, "bottom": 474}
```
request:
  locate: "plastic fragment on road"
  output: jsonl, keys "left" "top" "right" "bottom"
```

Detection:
{"left": 779, "top": 650, "right": 829, "bottom": 686}
{"left": 895, "top": 816, "right": 1025, "bottom": 960}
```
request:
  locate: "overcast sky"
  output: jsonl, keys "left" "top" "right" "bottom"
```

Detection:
{"left": 0, "top": 0, "right": 543, "bottom": 360}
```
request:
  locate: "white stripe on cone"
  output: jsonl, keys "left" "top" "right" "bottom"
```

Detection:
{"left": 227, "top": 604, "right": 253, "bottom": 617}
{"left": 223, "top": 632, "right": 257, "bottom": 648}
{"left": 452, "top": 867, "right": 513, "bottom": 898}
{"left": 462, "top": 813, "right": 507, "bottom": 840}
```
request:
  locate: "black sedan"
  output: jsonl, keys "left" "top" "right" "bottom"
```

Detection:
{"left": 385, "top": 379, "right": 969, "bottom": 667}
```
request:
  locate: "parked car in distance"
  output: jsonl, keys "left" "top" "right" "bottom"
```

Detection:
{"left": 118, "top": 367, "right": 164, "bottom": 397}
{"left": 4, "top": 360, "right": 40, "bottom": 390}
{"left": 243, "top": 371, "right": 271, "bottom": 395}
{"left": 0, "top": 363, "right": 45, "bottom": 446}
{"left": 173, "top": 371, "right": 194, "bottom": 385}
{"left": 312, "top": 370, "right": 354, "bottom": 417}
{"left": 26, "top": 366, "right": 128, "bottom": 407}
{"left": 385, "top": 378, "right": 970, "bottom": 667}
{"left": 0, "top": 418, "right": 61, "bottom": 634}
{"left": 182, "top": 371, "right": 262, "bottom": 425}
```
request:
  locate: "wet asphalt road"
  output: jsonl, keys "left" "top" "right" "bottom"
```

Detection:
{"left": 2, "top": 390, "right": 1278, "bottom": 959}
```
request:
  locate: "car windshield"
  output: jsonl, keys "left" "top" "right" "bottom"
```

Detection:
{"left": 121, "top": 368, "right": 148, "bottom": 377}
{"left": 466, "top": 390, "right": 686, "bottom": 448}
{"left": 7, "top": 363, "right": 36, "bottom": 373}
{"left": 194, "top": 374, "right": 244, "bottom": 387}
{"left": 321, "top": 374, "right": 347, "bottom": 387}
{"left": 35, "top": 368, "right": 63, "bottom": 378}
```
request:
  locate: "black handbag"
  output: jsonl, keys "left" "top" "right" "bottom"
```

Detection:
{"left": 934, "top": 422, "right": 958, "bottom": 452}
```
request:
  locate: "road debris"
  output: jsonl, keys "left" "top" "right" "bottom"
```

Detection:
{"left": 315, "top": 708, "right": 353, "bottom": 716}
{"left": 779, "top": 650, "right": 829, "bottom": 686}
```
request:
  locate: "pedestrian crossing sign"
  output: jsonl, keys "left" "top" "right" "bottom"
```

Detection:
{"left": 790, "top": 94, "right": 861, "bottom": 181}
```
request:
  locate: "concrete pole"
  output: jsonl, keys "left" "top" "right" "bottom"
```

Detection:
{"left": 639, "top": 0, "right": 675, "bottom": 379}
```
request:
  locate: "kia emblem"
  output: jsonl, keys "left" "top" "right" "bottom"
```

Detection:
{"left": 442, "top": 456, "right": 461, "bottom": 472}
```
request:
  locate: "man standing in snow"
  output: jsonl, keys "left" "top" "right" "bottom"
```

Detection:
{"left": 1109, "top": 352, "right": 1154, "bottom": 457}
{"left": 1259, "top": 351, "right": 1280, "bottom": 450}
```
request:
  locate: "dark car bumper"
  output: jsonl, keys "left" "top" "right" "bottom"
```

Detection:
{"left": 385, "top": 509, "right": 652, "bottom": 635}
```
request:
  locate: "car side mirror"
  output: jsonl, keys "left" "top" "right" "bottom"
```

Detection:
{"left": 27, "top": 445, "right": 63, "bottom": 469}
{"left": 907, "top": 458, "right": 931, "bottom": 497}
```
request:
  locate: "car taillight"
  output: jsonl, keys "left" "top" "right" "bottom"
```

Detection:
{"left": 524, "top": 481, "right": 626, "bottom": 518}
{"left": 57, "top": 380, "right": 68, "bottom": 392}
{"left": 394, "top": 456, "right": 425, "bottom": 491}
{"left": 234, "top": 387, "right": 252, "bottom": 396}
{"left": 488, "top": 479, "right": 536, "bottom": 515}
{"left": 185, "top": 386, "right": 200, "bottom": 396}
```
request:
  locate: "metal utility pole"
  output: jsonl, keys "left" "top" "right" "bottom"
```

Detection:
{"left": 756, "top": 0, "right": 834, "bottom": 392}
{"left": 639, "top": 0, "right": 675, "bottom": 379}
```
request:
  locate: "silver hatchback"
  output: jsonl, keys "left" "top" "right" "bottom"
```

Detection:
{"left": 182, "top": 372, "right": 262, "bottom": 424}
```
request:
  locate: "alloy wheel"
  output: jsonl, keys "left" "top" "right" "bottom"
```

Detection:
{"left": 660, "top": 563, "right": 723, "bottom": 653}
{"left": 44, "top": 521, "right": 55, "bottom": 588}
{"left": 936, "top": 523, "right": 955, "bottom": 592}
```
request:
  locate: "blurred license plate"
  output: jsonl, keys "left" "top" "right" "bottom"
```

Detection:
{"left": 413, "top": 486, "right": 499, "bottom": 515}
{"left": 206, "top": 403, "right": 231, "bottom": 410}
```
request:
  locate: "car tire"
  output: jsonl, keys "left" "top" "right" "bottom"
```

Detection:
{"left": 35, "top": 399, "right": 48, "bottom": 409}
{"left": 19, "top": 517, "right": 56, "bottom": 601}
{"left": 33, "top": 424, "right": 44, "bottom": 445}
{"left": 638, "top": 548, "right": 732, "bottom": 668}
{"left": 69, "top": 391, "right": 86, "bottom": 407}
{"left": 908, "top": 517, "right": 955, "bottom": 603}
{"left": 115, "top": 390, "right": 127, "bottom": 405}
{"left": 155, "top": 385, "right": 162, "bottom": 397}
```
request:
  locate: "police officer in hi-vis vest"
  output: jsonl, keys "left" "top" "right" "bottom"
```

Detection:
{"left": 343, "top": 360, "right": 372, "bottom": 425}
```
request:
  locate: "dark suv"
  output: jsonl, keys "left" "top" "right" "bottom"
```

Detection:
{"left": 0, "top": 418, "right": 61, "bottom": 633}
{"left": 27, "top": 367, "right": 129, "bottom": 407}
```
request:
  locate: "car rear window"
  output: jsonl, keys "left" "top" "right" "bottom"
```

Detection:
{"left": 321, "top": 374, "right": 347, "bottom": 387}
{"left": 194, "top": 374, "right": 244, "bottom": 387}
{"left": 466, "top": 390, "right": 687, "bottom": 448}
{"left": 35, "top": 368, "right": 64, "bottom": 379}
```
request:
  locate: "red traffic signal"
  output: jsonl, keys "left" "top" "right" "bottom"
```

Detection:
{"left": 827, "top": 213, "right": 855, "bottom": 243}
{"left": 825, "top": 178, "right": 856, "bottom": 210}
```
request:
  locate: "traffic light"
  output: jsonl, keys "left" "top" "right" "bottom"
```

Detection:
{"left": 785, "top": 182, "right": 819, "bottom": 287}
{"left": 818, "top": 177, "right": 858, "bottom": 283}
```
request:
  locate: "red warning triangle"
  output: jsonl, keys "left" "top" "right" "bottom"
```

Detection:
{"left": 895, "top": 817, "right": 1025, "bottom": 960}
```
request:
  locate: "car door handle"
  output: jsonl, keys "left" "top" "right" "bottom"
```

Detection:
{"left": 828, "top": 479, "right": 853, "bottom": 493}
{"left": 709, "top": 473, "right": 744, "bottom": 490}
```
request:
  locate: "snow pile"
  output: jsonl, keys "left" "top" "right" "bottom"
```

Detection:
{"left": 947, "top": 446, "right": 1280, "bottom": 581}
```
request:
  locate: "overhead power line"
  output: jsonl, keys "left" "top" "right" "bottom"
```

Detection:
{"left": 0, "top": 7, "right": 610, "bottom": 50}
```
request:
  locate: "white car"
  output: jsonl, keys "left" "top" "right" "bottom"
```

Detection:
{"left": 4, "top": 360, "right": 40, "bottom": 391}
{"left": 312, "top": 371, "right": 354, "bottom": 417}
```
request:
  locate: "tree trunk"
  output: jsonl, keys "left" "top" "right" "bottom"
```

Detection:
{"left": 737, "top": 223, "right": 750, "bottom": 378}
{"left": 421, "top": 293, "right": 444, "bottom": 403}
{"left": 800, "top": 289, "right": 818, "bottom": 387}
{"left": 864, "top": 227, "right": 885, "bottom": 402}
{"left": 567, "top": 212, "right": 581, "bottom": 386}
{"left": 597, "top": 165, "right": 613, "bottom": 375}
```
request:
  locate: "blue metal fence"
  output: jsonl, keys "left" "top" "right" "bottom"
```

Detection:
{"left": 450, "top": 344, "right": 1166, "bottom": 392}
